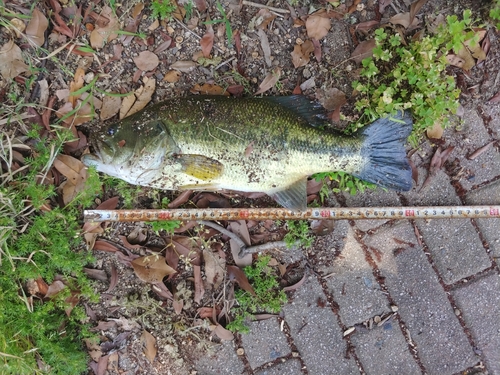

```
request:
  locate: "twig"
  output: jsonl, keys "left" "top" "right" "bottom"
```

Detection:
{"left": 197, "top": 220, "right": 246, "bottom": 249}
{"left": 242, "top": 0, "right": 290, "bottom": 14}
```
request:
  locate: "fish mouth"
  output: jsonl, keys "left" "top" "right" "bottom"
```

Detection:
{"left": 81, "top": 137, "right": 113, "bottom": 167}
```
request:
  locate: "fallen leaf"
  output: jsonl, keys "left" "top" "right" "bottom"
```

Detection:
{"left": 100, "top": 95, "right": 121, "bottom": 120}
{"left": 140, "top": 330, "right": 157, "bottom": 363}
{"left": 446, "top": 54, "right": 465, "bottom": 68}
{"left": 25, "top": 8, "right": 48, "bottom": 47}
{"left": 93, "top": 240, "right": 119, "bottom": 252}
{"left": 283, "top": 273, "right": 307, "bottom": 291}
{"left": 9, "top": 18, "right": 26, "bottom": 38}
{"left": 133, "top": 51, "right": 160, "bottom": 71}
{"left": 255, "top": 67, "right": 281, "bottom": 95}
{"left": 120, "top": 78, "right": 156, "bottom": 119}
{"left": 420, "top": 146, "right": 454, "bottom": 191}
{"left": 0, "top": 40, "right": 30, "bottom": 80}
{"left": 467, "top": 141, "right": 495, "bottom": 160}
{"left": 257, "top": 28, "right": 272, "bottom": 67}
{"left": 351, "top": 39, "right": 376, "bottom": 64}
{"left": 191, "top": 83, "right": 229, "bottom": 95}
{"left": 200, "top": 24, "right": 214, "bottom": 58}
{"left": 256, "top": 8, "right": 276, "bottom": 29}
{"left": 53, "top": 154, "right": 89, "bottom": 204}
{"left": 409, "top": 0, "right": 428, "bottom": 26}
{"left": 131, "top": 255, "right": 176, "bottom": 283}
{"left": 488, "top": 91, "right": 500, "bottom": 103}
{"left": 83, "top": 268, "right": 108, "bottom": 281}
{"left": 163, "top": 70, "right": 181, "bottom": 83}
{"left": 45, "top": 280, "right": 66, "bottom": 299}
{"left": 291, "top": 43, "right": 310, "bottom": 68}
{"left": 167, "top": 235, "right": 202, "bottom": 266}
{"left": 355, "top": 20, "right": 380, "bottom": 33}
{"left": 194, "top": 265, "right": 204, "bottom": 303}
{"left": 212, "top": 324, "right": 234, "bottom": 341}
{"left": 227, "top": 265, "right": 256, "bottom": 296}
{"left": 203, "top": 249, "right": 226, "bottom": 289}
{"left": 90, "top": 6, "right": 120, "bottom": 49}
{"left": 171, "top": 60, "right": 197, "bottom": 72}
{"left": 306, "top": 12, "right": 331, "bottom": 40}
{"left": 69, "top": 67, "right": 85, "bottom": 107}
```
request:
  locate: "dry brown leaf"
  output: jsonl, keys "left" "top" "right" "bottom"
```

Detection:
{"left": 283, "top": 273, "right": 307, "bottom": 291}
{"left": 488, "top": 91, "right": 500, "bottom": 103}
{"left": 120, "top": 78, "right": 156, "bottom": 119}
{"left": 90, "top": 6, "right": 120, "bottom": 49}
{"left": 140, "top": 330, "right": 157, "bottom": 363}
{"left": 133, "top": 51, "right": 160, "bottom": 71}
{"left": 191, "top": 83, "right": 228, "bottom": 95}
{"left": 45, "top": 280, "right": 66, "bottom": 299}
{"left": 131, "top": 3, "right": 145, "bottom": 18}
{"left": 455, "top": 45, "right": 475, "bottom": 71}
{"left": 55, "top": 101, "right": 94, "bottom": 125}
{"left": 171, "top": 60, "right": 197, "bottom": 72}
{"left": 351, "top": 39, "right": 376, "bottom": 64}
{"left": 409, "top": 0, "right": 428, "bottom": 25}
{"left": 291, "top": 44, "right": 309, "bottom": 68}
{"left": 446, "top": 54, "right": 465, "bottom": 68}
{"left": 167, "top": 235, "right": 201, "bottom": 266}
{"left": 257, "top": 28, "right": 272, "bottom": 67}
{"left": 306, "top": 13, "right": 331, "bottom": 40}
{"left": 203, "top": 249, "right": 225, "bottom": 289}
{"left": 255, "top": 67, "right": 281, "bottom": 95}
{"left": 0, "top": 40, "right": 30, "bottom": 79}
{"left": 25, "top": 8, "right": 48, "bottom": 47}
{"left": 163, "top": 70, "right": 181, "bottom": 83}
{"left": 93, "top": 240, "right": 119, "bottom": 252}
{"left": 256, "top": 8, "right": 276, "bottom": 29}
{"left": 69, "top": 68, "right": 85, "bottom": 107}
{"left": 100, "top": 95, "right": 121, "bottom": 120}
{"left": 212, "top": 324, "right": 234, "bottom": 341}
{"left": 227, "top": 265, "right": 256, "bottom": 296}
{"left": 194, "top": 265, "right": 204, "bottom": 303}
{"left": 53, "top": 154, "right": 88, "bottom": 204}
{"left": 131, "top": 255, "right": 176, "bottom": 283}
{"left": 9, "top": 18, "right": 26, "bottom": 38}
{"left": 200, "top": 24, "right": 214, "bottom": 58}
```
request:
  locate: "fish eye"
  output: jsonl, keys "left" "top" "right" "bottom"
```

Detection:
{"left": 107, "top": 125, "right": 118, "bottom": 136}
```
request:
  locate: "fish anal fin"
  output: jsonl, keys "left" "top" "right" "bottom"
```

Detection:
{"left": 177, "top": 154, "right": 223, "bottom": 180}
{"left": 270, "top": 178, "right": 307, "bottom": 210}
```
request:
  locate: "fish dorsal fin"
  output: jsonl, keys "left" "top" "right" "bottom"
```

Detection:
{"left": 177, "top": 154, "right": 224, "bottom": 180}
{"left": 270, "top": 178, "right": 307, "bottom": 210}
{"left": 264, "top": 95, "right": 328, "bottom": 127}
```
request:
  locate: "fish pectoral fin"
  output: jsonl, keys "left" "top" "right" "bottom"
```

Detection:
{"left": 269, "top": 178, "right": 307, "bottom": 210}
{"left": 177, "top": 154, "right": 224, "bottom": 180}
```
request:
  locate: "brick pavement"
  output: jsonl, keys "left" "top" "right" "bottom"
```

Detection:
{"left": 193, "top": 104, "right": 500, "bottom": 375}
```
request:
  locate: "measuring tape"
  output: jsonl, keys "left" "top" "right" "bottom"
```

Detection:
{"left": 83, "top": 205, "right": 500, "bottom": 222}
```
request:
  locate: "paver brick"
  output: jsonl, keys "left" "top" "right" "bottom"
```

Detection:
{"left": 452, "top": 272, "right": 500, "bottom": 375}
{"left": 403, "top": 169, "right": 461, "bottom": 206}
{"left": 240, "top": 318, "right": 291, "bottom": 370}
{"left": 254, "top": 359, "right": 302, "bottom": 375}
{"left": 365, "top": 222, "right": 478, "bottom": 374}
{"left": 415, "top": 218, "right": 491, "bottom": 284}
{"left": 283, "top": 276, "right": 359, "bottom": 375}
{"left": 466, "top": 179, "right": 500, "bottom": 258}
{"left": 351, "top": 318, "right": 421, "bottom": 375}
{"left": 194, "top": 341, "right": 245, "bottom": 375}
{"left": 325, "top": 226, "right": 389, "bottom": 327}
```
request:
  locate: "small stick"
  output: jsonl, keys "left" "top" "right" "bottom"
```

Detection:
{"left": 242, "top": 0, "right": 290, "bottom": 14}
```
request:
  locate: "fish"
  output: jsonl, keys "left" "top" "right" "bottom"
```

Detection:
{"left": 82, "top": 95, "right": 413, "bottom": 210}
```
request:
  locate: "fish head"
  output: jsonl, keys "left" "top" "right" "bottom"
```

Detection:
{"left": 82, "top": 118, "right": 177, "bottom": 185}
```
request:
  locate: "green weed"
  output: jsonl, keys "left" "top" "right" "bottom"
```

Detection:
{"left": 0, "top": 129, "right": 100, "bottom": 374}
{"left": 149, "top": 0, "right": 178, "bottom": 20}
{"left": 350, "top": 11, "right": 481, "bottom": 145}
{"left": 227, "top": 255, "right": 287, "bottom": 333}
{"left": 284, "top": 220, "right": 313, "bottom": 248}
{"left": 491, "top": 0, "right": 500, "bottom": 28}
{"left": 204, "top": 1, "right": 233, "bottom": 46}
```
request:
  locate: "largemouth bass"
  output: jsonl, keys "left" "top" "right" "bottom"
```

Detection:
{"left": 82, "top": 95, "right": 413, "bottom": 210}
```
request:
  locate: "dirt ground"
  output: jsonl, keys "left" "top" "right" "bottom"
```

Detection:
{"left": 2, "top": 0, "right": 499, "bottom": 374}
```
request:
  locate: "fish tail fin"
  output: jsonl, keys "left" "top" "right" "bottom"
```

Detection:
{"left": 353, "top": 110, "right": 413, "bottom": 191}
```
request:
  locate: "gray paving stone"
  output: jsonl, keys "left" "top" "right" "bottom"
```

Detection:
{"left": 365, "top": 222, "right": 478, "bottom": 374}
{"left": 240, "top": 318, "right": 291, "bottom": 370}
{"left": 283, "top": 276, "right": 359, "bottom": 375}
{"left": 403, "top": 168, "right": 461, "bottom": 206}
{"left": 351, "top": 319, "right": 420, "bottom": 375}
{"left": 466, "top": 179, "right": 500, "bottom": 258}
{"left": 254, "top": 359, "right": 302, "bottom": 375}
{"left": 454, "top": 107, "right": 500, "bottom": 190}
{"left": 325, "top": 226, "right": 389, "bottom": 327}
{"left": 194, "top": 341, "right": 246, "bottom": 375}
{"left": 415, "top": 218, "right": 491, "bottom": 284}
{"left": 343, "top": 189, "right": 401, "bottom": 231}
{"left": 452, "top": 272, "right": 500, "bottom": 375}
